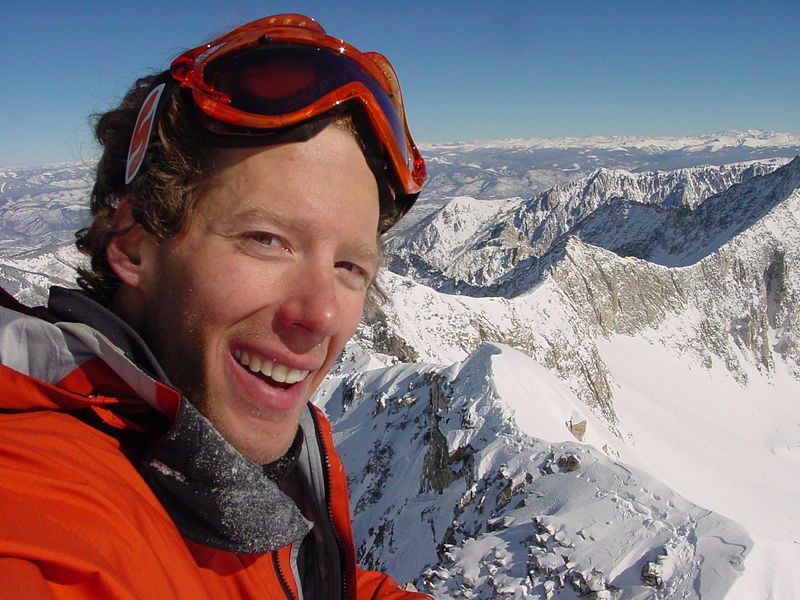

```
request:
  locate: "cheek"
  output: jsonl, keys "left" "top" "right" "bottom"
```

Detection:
{"left": 148, "top": 259, "right": 240, "bottom": 349}
{"left": 337, "top": 291, "right": 368, "bottom": 339}
{"left": 188, "top": 259, "right": 261, "bottom": 317}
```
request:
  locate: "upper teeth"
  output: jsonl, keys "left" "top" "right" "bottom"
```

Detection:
{"left": 233, "top": 349, "right": 310, "bottom": 385}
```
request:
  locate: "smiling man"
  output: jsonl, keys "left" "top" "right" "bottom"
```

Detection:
{"left": 0, "top": 14, "right": 428, "bottom": 600}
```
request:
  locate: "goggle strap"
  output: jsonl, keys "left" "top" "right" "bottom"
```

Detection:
{"left": 124, "top": 71, "right": 176, "bottom": 186}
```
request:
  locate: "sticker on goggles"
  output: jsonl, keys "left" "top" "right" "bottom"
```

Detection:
{"left": 125, "top": 83, "right": 167, "bottom": 184}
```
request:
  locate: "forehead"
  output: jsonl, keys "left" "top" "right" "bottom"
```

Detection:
{"left": 193, "top": 127, "right": 380, "bottom": 242}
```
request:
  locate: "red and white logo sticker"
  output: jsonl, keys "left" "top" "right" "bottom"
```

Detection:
{"left": 125, "top": 83, "right": 166, "bottom": 184}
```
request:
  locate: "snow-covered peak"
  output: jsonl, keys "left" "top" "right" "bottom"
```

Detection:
{"left": 387, "top": 159, "right": 794, "bottom": 291}
{"left": 316, "top": 341, "right": 753, "bottom": 598}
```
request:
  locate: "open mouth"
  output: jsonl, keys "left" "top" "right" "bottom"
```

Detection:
{"left": 233, "top": 349, "right": 310, "bottom": 390}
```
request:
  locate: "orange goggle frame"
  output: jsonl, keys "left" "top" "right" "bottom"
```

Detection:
{"left": 125, "top": 14, "right": 426, "bottom": 225}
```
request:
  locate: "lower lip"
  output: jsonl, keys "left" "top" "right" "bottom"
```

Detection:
{"left": 227, "top": 353, "right": 312, "bottom": 414}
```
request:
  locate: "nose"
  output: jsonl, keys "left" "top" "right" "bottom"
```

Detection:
{"left": 275, "top": 263, "right": 340, "bottom": 347}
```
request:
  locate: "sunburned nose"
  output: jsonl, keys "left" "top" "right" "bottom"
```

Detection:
{"left": 275, "top": 266, "right": 341, "bottom": 347}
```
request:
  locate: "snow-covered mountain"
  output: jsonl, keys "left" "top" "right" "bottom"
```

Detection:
{"left": 316, "top": 344, "right": 752, "bottom": 599}
{"left": 386, "top": 159, "right": 791, "bottom": 289}
{"left": 0, "top": 163, "right": 93, "bottom": 254}
{"left": 0, "top": 163, "right": 92, "bottom": 305}
{"left": 351, "top": 152, "right": 800, "bottom": 598}
{"left": 371, "top": 159, "right": 800, "bottom": 417}
{"left": 418, "top": 130, "right": 800, "bottom": 202}
{"left": 2, "top": 133, "right": 799, "bottom": 598}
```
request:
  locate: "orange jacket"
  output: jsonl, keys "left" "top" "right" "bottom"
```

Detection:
{"left": 0, "top": 288, "right": 430, "bottom": 600}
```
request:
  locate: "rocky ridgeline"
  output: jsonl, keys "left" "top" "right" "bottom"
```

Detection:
{"left": 318, "top": 343, "right": 750, "bottom": 599}
{"left": 386, "top": 160, "right": 789, "bottom": 289}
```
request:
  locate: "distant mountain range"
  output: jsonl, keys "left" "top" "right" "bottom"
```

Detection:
{"left": 2, "top": 131, "right": 799, "bottom": 598}
{"left": 413, "top": 130, "right": 800, "bottom": 214}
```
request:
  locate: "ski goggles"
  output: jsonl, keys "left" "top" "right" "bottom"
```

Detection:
{"left": 125, "top": 13, "right": 426, "bottom": 227}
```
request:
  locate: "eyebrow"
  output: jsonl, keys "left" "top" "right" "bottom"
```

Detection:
{"left": 217, "top": 206, "right": 299, "bottom": 231}
{"left": 343, "top": 240, "right": 383, "bottom": 269}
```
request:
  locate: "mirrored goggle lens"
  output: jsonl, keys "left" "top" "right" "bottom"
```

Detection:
{"left": 203, "top": 44, "right": 411, "bottom": 166}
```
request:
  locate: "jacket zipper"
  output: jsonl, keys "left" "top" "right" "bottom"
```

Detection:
{"left": 289, "top": 543, "right": 305, "bottom": 600}
{"left": 310, "top": 408, "right": 349, "bottom": 600}
{"left": 272, "top": 548, "right": 297, "bottom": 600}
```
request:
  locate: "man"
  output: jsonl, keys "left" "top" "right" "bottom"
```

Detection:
{"left": 0, "top": 14, "right": 429, "bottom": 599}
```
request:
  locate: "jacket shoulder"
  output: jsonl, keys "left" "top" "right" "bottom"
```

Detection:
{"left": 0, "top": 409, "right": 211, "bottom": 598}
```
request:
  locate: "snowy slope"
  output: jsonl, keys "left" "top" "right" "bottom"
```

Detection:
{"left": 317, "top": 343, "right": 752, "bottom": 599}
{"left": 351, "top": 155, "right": 800, "bottom": 598}
{"left": 0, "top": 163, "right": 92, "bottom": 254}
{"left": 600, "top": 334, "right": 800, "bottom": 600}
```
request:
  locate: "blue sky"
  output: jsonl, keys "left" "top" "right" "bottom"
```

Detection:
{"left": 2, "top": 0, "right": 798, "bottom": 167}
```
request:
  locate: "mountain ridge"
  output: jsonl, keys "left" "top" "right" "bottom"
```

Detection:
{"left": 417, "top": 130, "right": 800, "bottom": 202}
{"left": 421, "top": 129, "right": 800, "bottom": 153}
{"left": 387, "top": 158, "right": 798, "bottom": 292}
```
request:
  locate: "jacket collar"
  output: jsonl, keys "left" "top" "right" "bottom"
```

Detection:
{"left": 48, "top": 286, "right": 170, "bottom": 383}
{"left": 140, "top": 399, "right": 312, "bottom": 552}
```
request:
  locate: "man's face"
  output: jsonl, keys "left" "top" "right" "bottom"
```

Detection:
{"left": 137, "top": 126, "right": 380, "bottom": 463}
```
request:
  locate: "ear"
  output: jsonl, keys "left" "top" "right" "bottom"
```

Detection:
{"left": 105, "top": 198, "right": 157, "bottom": 292}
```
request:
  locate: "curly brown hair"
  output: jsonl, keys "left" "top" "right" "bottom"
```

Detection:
{"left": 76, "top": 73, "right": 391, "bottom": 308}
